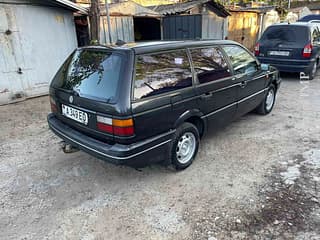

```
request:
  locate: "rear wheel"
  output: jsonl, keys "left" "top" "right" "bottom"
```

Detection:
{"left": 256, "top": 84, "right": 276, "bottom": 115}
{"left": 171, "top": 122, "right": 200, "bottom": 170}
{"left": 308, "top": 61, "right": 317, "bottom": 80}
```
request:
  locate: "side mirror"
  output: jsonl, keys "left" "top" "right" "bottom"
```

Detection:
{"left": 261, "top": 63, "right": 270, "bottom": 71}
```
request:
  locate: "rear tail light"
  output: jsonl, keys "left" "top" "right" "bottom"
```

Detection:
{"left": 254, "top": 43, "right": 260, "bottom": 56}
{"left": 303, "top": 43, "right": 312, "bottom": 58}
{"left": 50, "top": 96, "right": 57, "bottom": 113}
{"left": 97, "top": 116, "right": 134, "bottom": 136}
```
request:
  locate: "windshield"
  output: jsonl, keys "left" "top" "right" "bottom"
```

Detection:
{"left": 261, "top": 25, "right": 309, "bottom": 43}
{"left": 52, "top": 49, "right": 124, "bottom": 103}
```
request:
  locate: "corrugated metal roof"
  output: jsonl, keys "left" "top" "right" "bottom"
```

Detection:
{"left": 305, "top": 4, "right": 320, "bottom": 11}
{"left": 1, "top": 0, "right": 88, "bottom": 14}
{"left": 229, "top": 6, "right": 275, "bottom": 13}
{"left": 148, "top": 0, "right": 230, "bottom": 18}
{"left": 100, "top": 1, "right": 161, "bottom": 17}
{"left": 50, "top": 0, "right": 88, "bottom": 13}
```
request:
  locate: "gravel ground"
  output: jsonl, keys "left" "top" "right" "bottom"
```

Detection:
{"left": 0, "top": 74, "right": 319, "bottom": 240}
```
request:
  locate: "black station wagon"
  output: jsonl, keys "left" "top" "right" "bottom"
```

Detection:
{"left": 48, "top": 40, "right": 280, "bottom": 169}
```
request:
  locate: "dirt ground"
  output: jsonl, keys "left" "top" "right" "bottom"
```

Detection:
{"left": 1, "top": 74, "right": 320, "bottom": 240}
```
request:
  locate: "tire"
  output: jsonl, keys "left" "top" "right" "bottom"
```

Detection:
{"left": 308, "top": 61, "right": 317, "bottom": 80}
{"left": 171, "top": 122, "right": 200, "bottom": 170}
{"left": 256, "top": 84, "right": 276, "bottom": 115}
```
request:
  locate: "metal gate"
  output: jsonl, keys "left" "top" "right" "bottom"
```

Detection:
{"left": 228, "top": 12, "right": 259, "bottom": 51}
{"left": 163, "top": 15, "right": 202, "bottom": 40}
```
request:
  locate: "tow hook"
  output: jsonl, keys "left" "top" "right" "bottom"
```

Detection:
{"left": 62, "top": 142, "right": 79, "bottom": 154}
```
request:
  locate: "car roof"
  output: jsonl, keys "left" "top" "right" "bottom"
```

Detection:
{"left": 270, "top": 22, "right": 313, "bottom": 27}
{"left": 298, "top": 14, "right": 320, "bottom": 22}
{"left": 80, "top": 40, "right": 242, "bottom": 54}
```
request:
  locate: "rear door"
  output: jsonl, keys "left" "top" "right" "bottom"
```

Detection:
{"left": 189, "top": 46, "right": 237, "bottom": 129}
{"left": 258, "top": 25, "right": 309, "bottom": 60}
{"left": 222, "top": 45, "right": 267, "bottom": 117}
{"left": 132, "top": 50, "right": 196, "bottom": 141}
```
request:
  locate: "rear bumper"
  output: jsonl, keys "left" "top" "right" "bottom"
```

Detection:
{"left": 47, "top": 113, "right": 174, "bottom": 167}
{"left": 257, "top": 57, "right": 315, "bottom": 73}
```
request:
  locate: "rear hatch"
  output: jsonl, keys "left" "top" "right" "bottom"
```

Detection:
{"left": 49, "top": 47, "right": 134, "bottom": 144}
{"left": 257, "top": 25, "right": 310, "bottom": 60}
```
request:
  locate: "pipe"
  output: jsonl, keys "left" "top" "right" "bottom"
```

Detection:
{"left": 104, "top": 0, "right": 112, "bottom": 44}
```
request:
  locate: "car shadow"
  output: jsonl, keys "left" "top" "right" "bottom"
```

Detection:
{"left": 280, "top": 72, "right": 300, "bottom": 80}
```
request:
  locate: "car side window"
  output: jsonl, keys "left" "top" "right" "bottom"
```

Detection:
{"left": 222, "top": 45, "right": 258, "bottom": 75}
{"left": 134, "top": 50, "right": 192, "bottom": 100}
{"left": 190, "top": 47, "right": 231, "bottom": 84}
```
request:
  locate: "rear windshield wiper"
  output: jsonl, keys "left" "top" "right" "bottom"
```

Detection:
{"left": 58, "top": 88, "right": 80, "bottom": 97}
{"left": 72, "top": 89, "right": 80, "bottom": 97}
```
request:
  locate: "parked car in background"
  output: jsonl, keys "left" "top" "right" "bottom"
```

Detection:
{"left": 254, "top": 22, "right": 320, "bottom": 79}
{"left": 48, "top": 40, "right": 280, "bottom": 170}
{"left": 298, "top": 14, "right": 320, "bottom": 23}
{"left": 298, "top": 15, "right": 320, "bottom": 30}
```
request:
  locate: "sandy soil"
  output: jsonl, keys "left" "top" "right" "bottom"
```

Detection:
{"left": 0, "top": 74, "right": 319, "bottom": 240}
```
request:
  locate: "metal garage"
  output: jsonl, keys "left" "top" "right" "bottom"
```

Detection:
{"left": 0, "top": 0, "right": 86, "bottom": 105}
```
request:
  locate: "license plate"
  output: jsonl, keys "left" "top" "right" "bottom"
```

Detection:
{"left": 269, "top": 51, "right": 290, "bottom": 56}
{"left": 62, "top": 104, "right": 88, "bottom": 125}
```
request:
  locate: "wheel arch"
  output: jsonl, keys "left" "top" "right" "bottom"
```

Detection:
{"left": 173, "top": 109, "right": 207, "bottom": 138}
{"left": 270, "top": 71, "right": 280, "bottom": 93}
{"left": 271, "top": 79, "right": 279, "bottom": 92}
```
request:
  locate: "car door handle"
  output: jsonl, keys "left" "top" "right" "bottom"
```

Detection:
{"left": 240, "top": 81, "right": 247, "bottom": 88}
{"left": 232, "top": 73, "right": 246, "bottom": 81}
{"left": 171, "top": 94, "right": 182, "bottom": 103}
{"left": 201, "top": 92, "right": 213, "bottom": 100}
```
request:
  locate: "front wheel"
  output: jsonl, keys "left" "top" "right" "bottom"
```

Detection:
{"left": 171, "top": 122, "right": 200, "bottom": 170}
{"left": 256, "top": 84, "right": 276, "bottom": 115}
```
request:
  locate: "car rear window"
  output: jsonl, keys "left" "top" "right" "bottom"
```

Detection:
{"left": 51, "top": 49, "right": 123, "bottom": 103}
{"left": 261, "top": 25, "right": 309, "bottom": 43}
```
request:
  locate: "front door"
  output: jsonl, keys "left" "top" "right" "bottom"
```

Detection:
{"left": 222, "top": 45, "right": 267, "bottom": 117}
{"left": 189, "top": 46, "right": 237, "bottom": 130}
